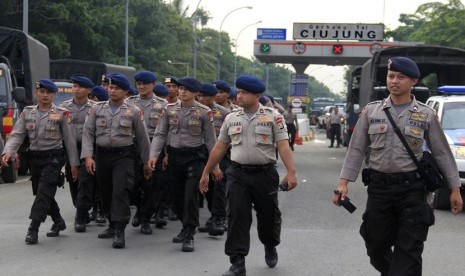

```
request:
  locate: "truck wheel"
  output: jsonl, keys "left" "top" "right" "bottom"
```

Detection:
{"left": 432, "top": 188, "right": 451, "bottom": 210}
{"left": 1, "top": 160, "right": 17, "bottom": 183}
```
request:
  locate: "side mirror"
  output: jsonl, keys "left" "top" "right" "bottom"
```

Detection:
{"left": 12, "top": 87, "right": 26, "bottom": 103}
{"left": 353, "top": 104, "right": 360, "bottom": 113}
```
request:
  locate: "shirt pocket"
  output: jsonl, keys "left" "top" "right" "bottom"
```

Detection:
{"left": 368, "top": 123, "right": 387, "bottom": 149}
{"left": 45, "top": 124, "right": 62, "bottom": 139}
{"left": 228, "top": 126, "right": 242, "bottom": 145}
{"left": 189, "top": 119, "right": 202, "bottom": 136}
{"left": 149, "top": 112, "right": 159, "bottom": 128}
{"left": 255, "top": 126, "right": 273, "bottom": 145}
{"left": 404, "top": 125, "right": 424, "bottom": 152}
{"left": 26, "top": 122, "right": 36, "bottom": 139}
{"left": 119, "top": 118, "right": 133, "bottom": 136}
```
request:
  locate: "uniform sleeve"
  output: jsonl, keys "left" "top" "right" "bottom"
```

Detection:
{"left": 61, "top": 111, "right": 80, "bottom": 167}
{"left": 218, "top": 114, "right": 232, "bottom": 144}
{"left": 2, "top": 111, "right": 28, "bottom": 155}
{"left": 202, "top": 109, "right": 217, "bottom": 153}
{"left": 339, "top": 106, "right": 371, "bottom": 181}
{"left": 273, "top": 112, "right": 289, "bottom": 142}
{"left": 133, "top": 108, "right": 151, "bottom": 164}
{"left": 150, "top": 107, "right": 169, "bottom": 159}
{"left": 81, "top": 106, "right": 97, "bottom": 159}
{"left": 426, "top": 114, "right": 461, "bottom": 188}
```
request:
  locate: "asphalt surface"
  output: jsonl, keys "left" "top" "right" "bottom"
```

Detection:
{"left": 1, "top": 129, "right": 465, "bottom": 276}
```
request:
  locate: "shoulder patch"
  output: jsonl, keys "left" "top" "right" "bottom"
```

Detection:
{"left": 56, "top": 106, "right": 68, "bottom": 112}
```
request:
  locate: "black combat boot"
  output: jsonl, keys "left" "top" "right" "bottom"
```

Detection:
{"left": 46, "top": 218, "right": 66, "bottom": 237}
{"left": 264, "top": 245, "right": 278, "bottom": 268}
{"left": 95, "top": 206, "right": 106, "bottom": 224}
{"left": 25, "top": 219, "right": 41, "bottom": 244}
{"left": 140, "top": 218, "right": 152, "bottom": 235}
{"left": 152, "top": 210, "right": 167, "bottom": 228}
{"left": 209, "top": 217, "right": 225, "bottom": 236}
{"left": 172, "top": 228, "right": 186, "bottom": 243}
{"left": 98, "top": 223, "right": 115, "bottom": 239}
{"left": 112, "top": 223, "right": 126, "bottom": 249}
{"left": 222, "top": 255, "right": 246, "bottom": 276}
{"left": 167, "top": 208, "right": 178, "bottom": 221}
{"left": 181, "top": 226, "right": 195, "bottom": 252}
{"left": 131, "top": 209, "right": 141, "bottom": 227}
{"left": 74, "top": 209, "right": 89, "bottom": 233}
{"left": 198, "top": 216, "right": 212, "bottom": 233}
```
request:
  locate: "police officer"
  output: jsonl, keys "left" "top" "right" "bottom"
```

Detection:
{"left": 60, "top": 75, "right": 107, "bottom": 233}
{"left": 199, "top": 75, "right": 297, "bottom": 276}
{"left": 197, "top": 83, "right": 230, "bottom": 236}
{"left": 91, "top": 86, "right": 109, "bottom": 102}
{"left": 126, "top": 70, "right": 167, "bottom": 234}
{"left": 101, "top": 74, "right": 110, "bottom": 92}
{"left": 332, "top": 57, "right": 463, "bottom": 275}
{"left": 229, "top": 87, "right": 238, "bottom": 106}
{"left": 153, "top": 83, "right": 169, "bottom": 99}
{"left": 1, "top": 79, "right": 80, "bottom": 244}
{"left": 214, "top": 80, "right": 238, "bottom": 111}
{"left": 165, "top": 76, "right": 180, "bottom": 104}
{"left": 148, "top": 77, "right": 217, "bottom": 252}
{"left": 328, "top": 106, "right": 343, "bottom": 148}
{"left": 284, "top": 105, "right": 299, "bottom": 151}
{"left": 82, "top": 73, "right": 150, "bottom": 249}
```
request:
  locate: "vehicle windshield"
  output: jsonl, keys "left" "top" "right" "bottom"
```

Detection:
{"left": 0, "top": 68, "right": 8, "bottom": 103}
{"left": 441, "top": 102, "right": 465, "bottom": 129}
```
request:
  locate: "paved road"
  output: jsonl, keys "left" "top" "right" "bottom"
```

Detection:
{"left": 1, "top": 130, "right": 465, "bottom": 276}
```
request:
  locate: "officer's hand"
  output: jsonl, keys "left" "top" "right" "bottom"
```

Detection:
{"left": 147, "top": 157, "right": 157, "bottom": 171}
{"left": 144, "top": 164, "right": 152, "bottom": 180}
{"left": 1, "top": 153, "right": 11, "bottom": 168}
{"left": 85, "top": 157, "right": 96, "bottom": 175}
{"left": 199, "top": 173, "right": 209, "bottom": 194}
{"left": 162, "top": 155, "right": 169, "bottom": 171}
{"left": 71, "top": 166, "right": 79, "bottom": 181}
{"left": 450, "top": 188, "right": 463, "bottom": 215}
{"left": 283, "top": 173, "right": 297, "bottom": 191}
{"left": 212, "top": 167, "right": 223, "bottom": 182}
{"left": 332, "top": 179, "right": 349, "bottom": 206}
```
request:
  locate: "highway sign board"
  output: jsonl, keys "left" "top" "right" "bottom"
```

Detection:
{"left": 257, "top": 28, "right": 286, "bottom": 40}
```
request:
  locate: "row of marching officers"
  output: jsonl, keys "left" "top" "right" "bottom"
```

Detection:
{"left": 0, "top": 71, "right": 297, "bottom": 276}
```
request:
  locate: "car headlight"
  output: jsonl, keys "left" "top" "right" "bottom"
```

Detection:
{"left": 450, "top": 145, "right": 465, "bottom": 159}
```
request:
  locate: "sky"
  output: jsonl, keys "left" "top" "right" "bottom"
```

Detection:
{"left": 182, "top": 0, "right": 454, "bottom": 94}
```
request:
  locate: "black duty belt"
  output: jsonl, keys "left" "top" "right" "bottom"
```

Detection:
{"left": 167, "top": 145, "right": 203, "bottom": 156}
{"left": 96, "top": 145, "right": 134, "bottom": 155}
{"left": 28, "top": 149, "right": 64, "bottom": 159}
{"left": 370, "top": 169, "right": 421, "bottom": 184}
{"left": 231, "top": 161, "right": 275, "bottom": 173}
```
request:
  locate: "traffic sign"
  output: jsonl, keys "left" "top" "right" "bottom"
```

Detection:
{"left": 291, "top": 97, "right": 303, "bottom": 108}
{"left": 257, "top": 28, "right": 286, "bottom": 40}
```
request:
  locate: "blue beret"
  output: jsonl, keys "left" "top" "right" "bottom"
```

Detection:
{"left": 388, "top": 56, "right": 420, "bottom": 79}
{"left": 177, "top": 77, "right": 201, "bottom": 92}
{"left": 259, "top": 95, "right": 268, "bottom": 105}
{"left": 36, "top": 79, "right": 58, "bottom": 93}
{"left": 129, "top": 86, "right": 139, "bottom": 95}
{"left": 91, "top": 86, "right": 109, "bottom": 101}
{"left": 200, "top": 84, "right": 218, "bottom": 96}
{"left": 134, "top": 70, "right": 157, "bottom": 83}
{"left": 70, "top": 75, "right": 94, "bottom": 88}
{"left": 164, "top": 76, "right": 178, "bottom": 84}
{"left": 108, "top": 73, "right": 131, "bottom": 91}
{"left": 235, "top": 75, "right": 266, "bottom": 94}
{"left": 229, "top": 87, "right": 237, "bottom": 99}
{"left": 153, "top": 83, "right": 169, "bottom": 97}
{"left": 266, "top": 94, "right": 275, "bottom": 104}
{"left": 212, "top": 80, "right": 231, "bottom": 93}
{"left": 101, "top": 74, "right": 110, "bottom": 83}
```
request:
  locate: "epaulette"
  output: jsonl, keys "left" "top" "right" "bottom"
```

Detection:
{"left": 366, "top": 100, "right": 382, "bottom": 106}
{"left": 165, "top": 102, "right": 177, "bottom": 108}
{"left": 196, "top": 101, "right": 211, "bottom": 111}
{"left": 264, "top": 106, "right": 275, "bottom": 111}
{"left": 95, "top": 101, "right": 106, "bottom": 105}
{"left": 24, "top": 105, "right": 35, "bottom": 110}
{"left": 56, "top": 106, "right": 68, "bottom": 112}
{"left": 214, "top": 103, "right": 229, "bottom": 113}
{"left": 87, "top": 99, "right": 97, "bottom": 105}
{"left": 153, "top": 95, "right": 167, "bottom": 103}
{"left": 417, "top": 101, "right": 434, "bottom": 111}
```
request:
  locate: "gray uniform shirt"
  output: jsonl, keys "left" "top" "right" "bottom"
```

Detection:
{"left": 81, "top": 101, "right": 151, "bottom": 163}
{"left": 59, "top": 99, "right": 95, "bottom": 143}
{"left": 330, "top": 112, "right": 343, "bottom": 124}
{"left": 150, "top": 101, "right": 217, "bottom": 159}
{"left": 2, "top": 105, "right": 80, "bottom": 166}
{"left": 125, "top": 94, "right": 167, "bottom": 138}
{"left": 340, "top": 96, "right": 460, "bottom": 188}
{"left": 209, "top": 103, "right": 230, "bottom": 137}
{"left": 218, "top": 104, "right": 289, "bottom": 165}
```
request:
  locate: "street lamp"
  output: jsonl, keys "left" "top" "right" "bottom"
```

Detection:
{"left": 217, "top": 6, "right": 253, "bottom": 79}
{"left": 125, "top": 0, "right": 129, "bottom": 66}
{"left": 167, "top": 60, "right": 189, "bottom": 76}
{"left": 193, "top": 0, "right": 203, "bottom": 78}
{"left": 234, "top": 20, "right": 262, "bottom": 80}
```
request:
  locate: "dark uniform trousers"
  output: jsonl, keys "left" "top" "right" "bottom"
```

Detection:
{"left": 167, "top": 146, "right": 206, "bottom": 229}
{"left": 329, "top": 123, "right": 341, "bottom": 146}
{"left": 153, "top": 150, "right": 172, "bottom": 212}
{"left": 95, "top": 146, "right": 135, "bottom": 224}
{"left": 286, "top": 123, "right": 297, "bottom": 148}
{"left": 225, "top": 162, "right": 281, "bottom": 257}
{"left": 205, "top": 150, "right": 230, "bottom": 219}
{"left": 131, "top": 154, "right": 156, "bottom": 220}
{"left": 360, "top": 170, "right": 434, "bottom": 276}
{"left": 28, "top": 149, "right": 66, "bottom": 223}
